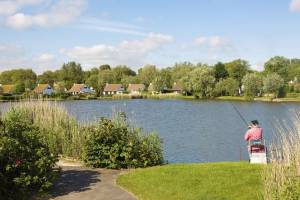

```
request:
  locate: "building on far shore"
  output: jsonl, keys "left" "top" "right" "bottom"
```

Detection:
{"left": 69, "top": 83, "right": 93, "bottom": 95}
{"left": 127, "top": 84, "right": 145, "bottom": 95}
{"left": 171, "top": 82, "right": 183, "bottom": 94}
{"left": 33, "top": 84, "right": 54, "bottom": 95}
{"left": 103, "top": 84, "right": 124, "bottom": 95}
{"left": 0, "top": 84, "right": 14, "bottom": 95}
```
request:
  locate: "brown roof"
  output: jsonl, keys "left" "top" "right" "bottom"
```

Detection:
{"left": 69, "top": 84, "right": 85, "bottom": 93}
{"left": 1, "top": 84, "right": 13, "bottom": 94}
{"left": 34, "top": 84, "right": 51, "bottom": 94}
{"left": 172, "top": 82, "right": 183, "bottom": 91}
{"left": 127, "top": 84, "right": 145, "bottom": 92}
{"left": 104, "top": 84, "right": 124, "bottom": 92}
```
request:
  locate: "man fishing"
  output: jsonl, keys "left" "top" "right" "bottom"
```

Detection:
{"left": 244, "top": 120, "right": 264, "bottom": 154}
{"left": 244, "top": 120, "right": 263, "bottom": 142}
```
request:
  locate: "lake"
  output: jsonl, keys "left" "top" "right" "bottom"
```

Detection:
{"left": 1, "top": 99, "right": 299, "bottom": 163}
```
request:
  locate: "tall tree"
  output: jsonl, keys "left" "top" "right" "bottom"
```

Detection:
{"left": 214, "top": 62, "right": 228, "bottom": 81}
{"left": 264, "top": 56, "right": 289, "bottom": 82}
{"left": 99, "top": 64, "right": 111, "bottom": 71}
{"left": 58, "top": 62, "right": 84, "bottom": 89}
{"left": 112, "top": 65, "right": 136, "bottom": 83}
{"left": 189, "top": 67, "right": 215, "bottom": 98}
{"left": 242, "top": 73, "right": 263, "bottom": 98}
{"left": 263, "top": 73, "right": 284, "bottom": 98}
{"left": 0, "top": 69, "right": 37, "bottom": 89}
{"left": 225, "top": 59, "right": 249, "bottom": 86}
{"left": 98, "top": 70, "right": 114, "bottom": 95}
{"left": 138, "top": 65, "right": 159, "bottom": 86}
{"left": 171, "top": 62, "right": 194, "bottom": 83}
{"left": 37, "top": 71, "right": 58, "bottom": 86}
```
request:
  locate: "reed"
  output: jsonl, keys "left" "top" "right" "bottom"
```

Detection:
{"left": 263, "top": 114, "right": 300, "bottom": 199}
{"left": 8, "top": 100, "right": 86, "bottom": 158}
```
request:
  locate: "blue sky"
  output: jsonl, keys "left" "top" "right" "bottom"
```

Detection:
{"left": 0, "top": 0, "right": 300, "bottom": 74}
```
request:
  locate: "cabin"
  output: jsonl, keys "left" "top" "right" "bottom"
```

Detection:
{"left": 103, "top": 84, "right": 124, "bottom": 95}
{"left": 33, "top": 84, "right": 54, "bottom": 95}
{"left": 0, "top": 84, "right": 14, "bottom": 95}
{"left": 127, "top": 84, "right": 145, "bottom": 95}
{"left": 69, "top": 84, "right": 93, "bottom": 95}
{"left": 171, "top": 82, "right": 183, "bottom": 94}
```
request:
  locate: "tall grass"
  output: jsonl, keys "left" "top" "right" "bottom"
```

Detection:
{"left": 7, "top": 101, "right": 86, "bottom": 158}
{"left": 264, "top": 114, "right": 300, "bottom": 199}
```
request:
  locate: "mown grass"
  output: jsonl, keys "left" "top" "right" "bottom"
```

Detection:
{"left": 117, "top": 162, "right": 264, "bottom": 200}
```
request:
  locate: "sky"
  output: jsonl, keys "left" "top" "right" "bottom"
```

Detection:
{"left": 0, "top": 0, "right": 300, "bottom": 74}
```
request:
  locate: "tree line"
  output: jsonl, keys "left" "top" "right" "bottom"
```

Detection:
{"left": 1, "top": 56, "right": 300, "bottom": 98}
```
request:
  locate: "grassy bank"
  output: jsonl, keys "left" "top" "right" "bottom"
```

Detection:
{"left": 117, "top": 162, "right": 264, "bottom": 200}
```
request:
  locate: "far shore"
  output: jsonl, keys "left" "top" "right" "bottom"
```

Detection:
{"left": 2, "top": 94, "right": 300, "bottom": 103}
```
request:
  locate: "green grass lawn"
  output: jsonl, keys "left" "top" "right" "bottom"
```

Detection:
{"left": 117, "top": 162, "right": 264, "bottom": 200}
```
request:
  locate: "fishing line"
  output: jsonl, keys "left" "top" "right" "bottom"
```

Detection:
{"left": 230, "top": 102, "right": 248, "bottom": 126}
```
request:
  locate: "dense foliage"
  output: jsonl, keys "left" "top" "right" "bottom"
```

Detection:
{"left": 83, "top": 115, "right": 164, "bottom": 169}
{"left": 2, "top": 56, "right": 300, "bottom": 99}
{"left": 0, "top": 109, "right": 57, "bottom": 200}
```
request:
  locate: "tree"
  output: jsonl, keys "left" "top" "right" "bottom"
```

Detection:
{"left": 86, "top": 74, "right": 100, "bottom": 96}
{"left": 112, "top": 65, "right": 136, "bottom": 83}
{"left": 0, "top": 69, "right": 37, "bottom": 90}
{"left": 58, "top": 62, "right": 84, "bottom": 89}
{"left": 99, "top": 64, "right": 111, "bottom": 71}
{"left": 214, "top": 78, "right": 239, "bottom": 96}
{"left": 37, "top": 71, "right": 57, "bottom": 86}
{"left": 264, "top": 56, "right": 289, "bottom": 82}
{"left": 98, "top": 70, "right": 114, "bottom": 95}
{"left": 160, "top": 68, "right": 173, "bottom": 89}
{"left": 53, "top": 81, "right": 66, "bottom": 94}
{"left": 263, "top": 73, "right": 284, "bottom": 98}
{"left": 171, "top": 62, "right": 194, "bottom": 83}
{"left": 12, "top": 82, "right": 25, "bottom": 94}
{"left": 189, "top": 67, "right": 215, "bottom": 98}
{"left": 138, "top": 65, "right": 159, "bottom": 86}
{"left": 242, "top": 73, "right": 263, "bottom": 98}
{"left": 121, "top": 76, "right": 140, "bottom": 89}
{"left": 214, "top": 62, "right": 228, "bottom": 81}
{"left": 225, "top": 59, "right": 249, "bottom": 86}
{"left": 152, "top": 75, "right": 166, "bottom": 92}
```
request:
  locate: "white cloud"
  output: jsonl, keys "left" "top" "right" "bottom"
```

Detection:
{"left": 60, "top": 33, "right": 174, "bottom": 67}
{"left": 0, "top": 0, "right": 46, "bottom": 15}
{"left": 34, "top": 53, "right": 55, "bottom": 63}
{"left": 290, "top": 0, "right": 300, "bottom": 12}
{"left": 0, "top": 44, "right": 59, "bottom": 74}
{"left": 4, "top": 0, "right": 87, "bottom": 29}
{"left": 194, "top": 36, "right": 230, "bottom": 50}
{"left": 77, "top": 17, "right": 147, "bottom": 36}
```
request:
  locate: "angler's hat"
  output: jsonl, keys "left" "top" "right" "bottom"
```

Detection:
{"left": 251, "top": 120, "right": 259, "bottom": 125}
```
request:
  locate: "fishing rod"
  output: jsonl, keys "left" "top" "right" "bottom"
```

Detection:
{"left": 230, "top": 102, "right": 248, "bottom": 126}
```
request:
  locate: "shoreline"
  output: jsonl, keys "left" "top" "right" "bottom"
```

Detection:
{"left": 1, "top": 95, "right": 300, "bottom": 103}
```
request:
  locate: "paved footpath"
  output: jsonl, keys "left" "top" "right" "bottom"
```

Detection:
{"left": 48, "top": 161, "right": 136, "bottom": 200}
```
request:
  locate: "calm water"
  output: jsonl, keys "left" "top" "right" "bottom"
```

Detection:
{"left": 1, "top": 99, "right": 299, "bottom": 163}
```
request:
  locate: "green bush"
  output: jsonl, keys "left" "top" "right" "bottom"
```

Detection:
{"left": 83, "top": 115, "right": 164, "bottom": 169}
{"left": 0, "top": 109, "right": 58, "bottom": 200}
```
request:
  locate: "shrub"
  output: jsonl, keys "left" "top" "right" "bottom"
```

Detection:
{"left": 83, "top": 114, "right": 164, "bottom": 169}
{"left": 0, "top": 108, "right": 58, "bottom": 200}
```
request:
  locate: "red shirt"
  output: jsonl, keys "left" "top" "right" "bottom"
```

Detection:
{"left": 244, "top": 127, "right": 263, "bottom": 141}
